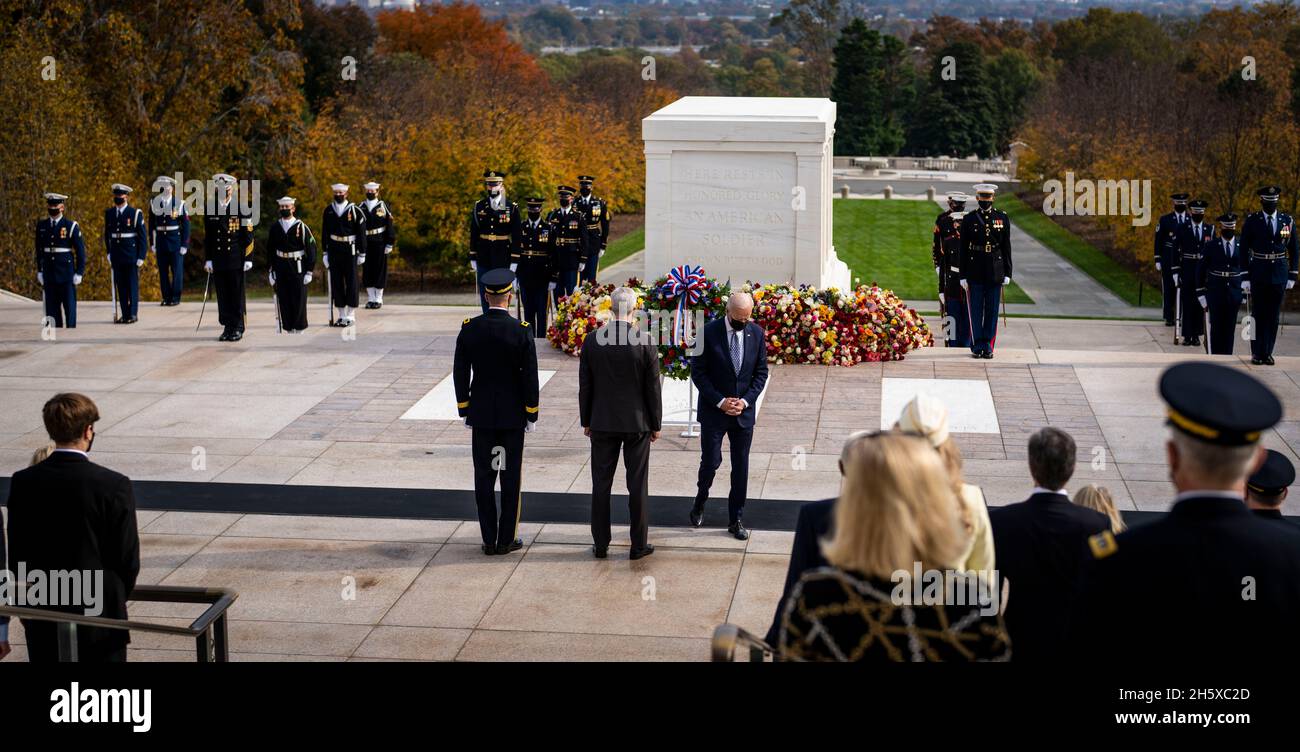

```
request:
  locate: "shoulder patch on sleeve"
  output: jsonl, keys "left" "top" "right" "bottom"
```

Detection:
{"left": 1088, "top": 530, "right": 1118, "bottom": 559}
{"left": 463, "top": 317, "right": 471, "bottom": 326}
{"left": 521, "top": 320, "right": 530, "bottom": 327}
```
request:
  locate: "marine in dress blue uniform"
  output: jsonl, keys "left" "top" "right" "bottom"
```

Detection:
{"left": 1154, "top": 192, "right": 1190, "bottom": 327}
{"left": 958, "top": 183, "right": 1012, "bottom": 359}
{"left": 35, "top": 193, "right": 86, "bottom": 328}
{"left": 322, "top": 183, "right": 366, "bottom": 326}
{"left": 1242, "top": 185, "right": 1298, "bottom": 365}
{"left": 469, "top": 170, "right": 521, "bottom": 314}
{"left": 932, "top": 191, "right": 971, "bottom": 348}
{"left": 104, "top": 184, "right": 148, "bottom": 323}
{"left": 575, "top": 175, "right": 610, "bottom": 284}
{"left": 1246, "top": 449, "right": 1296, "bottom": 526}
{"left": 1195, "top": 213, "right": 1246, "bottom": 355}
{"left": 267, "top": 196, "right": 317, "bottom": 333}
{"left": 547, "top": 185, "right": 591, "bottom": 303}
{"left": 1172, "top": 199, "right": 1212, "bottom": 346}
{"left": 148, "top": 176, "right": 190, "bottom": 306}
{"left": 359, "top": 181, "right": 395, "bottom": 310}
{"left": 453, "top": 268, "right": 540, "bottom": 555}
{"left": 516, "top": 197, "right": 554, "bottom": 336}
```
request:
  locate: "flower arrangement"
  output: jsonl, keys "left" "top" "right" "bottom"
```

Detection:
{"left": 641, "top": 266, "right": 729, "bottom": 379}
{"left": 546, "top": 281, "right": 619, "bottom": 356}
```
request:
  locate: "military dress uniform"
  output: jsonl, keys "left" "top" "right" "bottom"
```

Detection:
{"left": 268, "top": 197, "right": 317, "bottom": 332}
{"left": 322, "top": 184, "right": 367, "bottom": 326}
{"left": 547, "top": 186, "right": 592, "bottom": 302}
{"left": 469, "top": 170, "right": 521, "bottom": 313}
{"left": 35, "top": 193, "right": 86, "bottom": 328}
{"left": 1247, "top": 450, "right": 1297, "bottom": 526}
{"left": 1068, "top": 363, "right": 1300, "bottom": 664}
{"left": 149, "top": 177, "right": 190, "bottom": 306}
{"left": 1242, "top": 186, "right": 1298, "bottom": 365}
{"left": 517, "top": 197, "right": 554, "bottom": 336}
{"left": 958, "top": 184, "right": 1012, "bottom": 359}
{"left": 453, "top": 269, "right": 540, "bottom": 555}
{"left": 359, "top": 181, "right": 395, "bottom": 309}
{"left": 1154, "top": 193, "right": 1190, "bottom": 326}
{"left": 1172, "top": 201, "right": 1213, "bottom": 345}
{"left": 575, "top": 175, "right": 610, "bottom": 284}
{"left": 932, "top": 193, "right": 970, "bottom": 348}
{"left": 1196, "top": 214, "right": 1246, "bottom": 355}
{"left": 104, "top": 185, "right": 148, "bottom": 323}
{"left": 203, "top": 175, "right": 255, "bottom": 341}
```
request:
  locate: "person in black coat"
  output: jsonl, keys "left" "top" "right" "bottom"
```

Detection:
{"left": 202, "top": 174, "right": 255, "bottom": 342}
{"left": 1154, "top": 192, "right": 1190, "bottom": 326}
{"left": 454, "top": 269, "right": 540, "bottom": 556}
{"left": 1068, "top": 363, "right": 1300, "bottom": 663}
{"left": 6, "top": 393, "right": 140, "bottom": 662}
{"left": 989, "top": 427, "right": 1108, "bottom": 662}
{"left": 1241, "top": 185, "right": 1299, "bottom": 365}
{"left": 579, "top": 287, "right": 662, "bottom": 559}
{"left": 688, "top": 291, "right": 769, "bottom": 539}
{"left": 1196, "top": 213, "right": 1246, "bottom": 355}
{"left": 765, "top": 497, "right": 836, "bottom": 646}
{"left": 1172, "top": 199, "right": 1213, "bottom": 347}
{"left": 267, "top": 197, "right": 317, "bottom": 333}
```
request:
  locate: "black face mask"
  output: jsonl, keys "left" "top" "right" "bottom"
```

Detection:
{"left": 559, "top": 197, "right": 571, "bottom": 207}
{"left": 950, "top": 203, "right": 966, "bottom": 212}
{"left": 729, "top": 316, "right": 746, "bottom": 331}
{"left": 1263, "top": 200, "right": 1279, "bottom": 213}
{"left": 48, "top": 207, "right": 61, "bottom": 217}
{"left": 280, "top": 209, "right": 292, "bottom": 218}
{"left": 1190, "top": 213, "right": 1205, "bottom": 223}
{"left": 1221, "top": 230, "right": 1236, "bottom": 240}
{"left": 978, "top": 200, "right": 992, "bottom": 211}
{"left": 365, "top": 192, "right": 376, "bottom": 200}
{"left": 113, "top": 196, "right": 126, "bottom": 205}
{"left": 527, "top": 210, "right": 540, "bottom": 220}
{"left": 333, "top": 196, "right": 346, "bottom": 204}
{"left": 580, "top": 186, "right": 592, "bottom": 196}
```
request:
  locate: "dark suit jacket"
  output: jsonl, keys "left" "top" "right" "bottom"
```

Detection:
{"left": 989, "top": 492, "right": 1108, "bottom": 662}
{"left": 579, "top": 320, "right": 662, "bottom": 433}
{"left": 690, "top": 318, "right": 769, "bottom": 429}
{"left": 6, "top": 451, "right": 141, "bottom": 655}
{"left": 765, "top": 497, "right": 835, "bottom": 646}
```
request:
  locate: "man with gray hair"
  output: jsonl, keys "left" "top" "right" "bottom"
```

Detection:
{"left": 579, "top": 287, "right": 662, "bottom": 559}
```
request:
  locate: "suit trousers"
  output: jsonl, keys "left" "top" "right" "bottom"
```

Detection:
{"left": 1177, "top": 277, "right": 1203, "bottom": 339}
{"left": 944, "top": 291, "right": 971, "bottom": 348}
{"left": 157, "top": 249, "right": 184, "bottom": 304}
{"left": 520, "top": 280, "right": 549, "bottom": 336}
{"left": 471, "top": 427, "right": 525, "bottom": 547}
{"left": 696, "top": 418, "right": 754, "bottom": 524}
{"left": 589, "top": 430, "right": 652, "bottom": 549}
{"left": 213, "top": 267, "right": 245, "bottom": 332}
{"left": 1161, "top": 266, "right": 1177, "bottom": 324}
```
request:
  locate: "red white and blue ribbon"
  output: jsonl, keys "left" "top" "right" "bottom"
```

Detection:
{"left": 661, "top": 264, "right": 707, "bottom": 345}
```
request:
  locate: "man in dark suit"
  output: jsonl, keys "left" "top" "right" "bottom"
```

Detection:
{"left": 579, "top": 286, "right": 662, "bottom": 560}
{"left": 6, "top": 393, "right": 140, "bottom": 662}
{"left": 454, "top": 268, "right": 540, "bottom": 556}
{"left": 1069, "top": 363, "right": 1300, "bottom": 663}
{"left": 689, "top": 291, "right": 769, "bottom": 540}
{"left": 989, "top": 426, "right": 1108, "bottom": 662}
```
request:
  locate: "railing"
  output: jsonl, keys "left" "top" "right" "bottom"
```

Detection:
{"left": 0, "top": 584, "right": 238, "bottom": 662}
{"left": 710, "top": 623, "right": 774, "bottom": 662}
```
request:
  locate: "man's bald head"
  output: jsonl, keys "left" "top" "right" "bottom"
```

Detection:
{"left": 727, "top": 292, "right": 754, "bottom": 322}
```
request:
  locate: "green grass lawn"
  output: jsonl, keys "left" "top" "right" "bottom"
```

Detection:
{"left": 601, "top": 226, "right": 643, "bottom": 269}
{"left": 998, "top": 193, "right": 1160, "bottom": 309}
{"left": 833, "top": 198, "right": 1033, "bottom": 303}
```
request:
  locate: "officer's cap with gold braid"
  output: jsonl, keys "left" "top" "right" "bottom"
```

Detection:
{"left": 1170, "top": 192, "right": 1190, "bottom": 203}
{"left": 1188, "top": 199, "right": 1208, "bottom": 212}
{"left": 483, "top": 170, "right": 505, "bottom": 183}
{"left": 1259, "top": 185, "right": 1282, "bottom": 200}
{"left": 525, "top": 197, "right": 544, "bottom": 209}
{"left": 1160, "top": 362, "right": 1281, "bottom": 446}
{"left": 556, "top": 185, "right": 576, "bottom": 196}
{"left": 45, "top": 192, "right": 68, "bottom": 204}
{"left": 481, "top": 268, "right": 515, "bottom": 295}
{"left": 1248, "top": 449, "right": 1294, "bottom": 497}
{"left": 972, "top": 183, "right": 997, "bottom": 198}
{"left": 1218, "top": 213, "right": 1238, "bottom": 229}
{"left": 577, "top": 175, "right": 595, "bottom": 184}
{"left": 111, "top": 184, "right": 133, "bottom": 195}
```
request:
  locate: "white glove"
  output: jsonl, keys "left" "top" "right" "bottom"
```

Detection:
{"left": 36, "top": 272, "right": 43, "bottom": 286}
{"left": 578, "top": 263, "right": 586, "bottom": 272}
{"left": 1155, "top": 262, "right": 1162, "bottom": 272}
{"left": 303, "top": 272, "right": 313, "bottom": 285}
{"left": 1002, "top": 276, "right": 1010, "bottom": 286}
{"left": 524, "top": 422, "right": 535, "bottom": 433}
{"left": 180, "top": 247, "right": 188, "bottom": 255}
{"left": 242, "top": 260, "right": 252, "bottom": 272}
{"left": 73, "top": 274, "right": 82, "bottom": 285}
{"left": 136, "top": 258, "right": 144, "bottom": 268}
{"left": 469, "top": 260, "right": 477, "bottom": 272}
{"left": 1173, "top": 274, "right": 1180, "bottom": 286}
{"left": 1289, "top": 280, "right": 1296, "bottom": 291}
{"left": 105, "top": 255, "right": 111, "bottom": 265}
{"left": 384, "top": 245, "right": 392, "bottom": 255}
{"left": 935, "top": 266, "right": 941, "bottom": 276}
{"left": 323, "top": 255, "right": 330, "bottom": 269}
{"left": 599, "top": 249, "right": 605, "bottom": 257}
{"left": 938, "top": 292, "right": 945, "bottom": 305}
{"left": 1199, "top": 295, "right": 1208, "bottom": 309}
{"left": 548, "top": 281, "right": 556, "bottom": 291}
{"left": 358, "top": 254, "right": 366, "bottom": 264}
{"left": 1242, "top": 280, "right": 1251, "bottom": 293}
{"left": 959, "top": 279, "right": 969, "bottom": 291}
{"left": 268, "top": 271, "right": 276, "bottom": 286}
{"left": 204, "top": 260, "right": 213, "bottom": 273}
{"left": 509, "top": 263, "right": 517, "bottom": 273}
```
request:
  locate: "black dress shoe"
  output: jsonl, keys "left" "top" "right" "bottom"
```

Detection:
{"left": 1251, "top": 357, "right": 1265, "bottom": 365}
{"left": 1165, "top": 320, "right": 1175, "bottom": 327}
{"left": 592, "top": 546, "right": 607, "bottom": 559}
{"left": 228, "top": 331, "right": 243, "bottom": 342}
{"left": 689, "top": 501, "right": 705, "bottom": 528}
{"left": 374, "top": 302, "right": 382, "bottom": 309}
{"left": 970, "top": 351, "right": 982, "bottom": 359}
{"left": 482, "top": 544, "right": 496, "bottom": 556}
{"left": 1266, "top": 356, "right": 1276, "bottom": 366}
{"left": 1191, "top": 337, "right": 1201, "bottom": 347}
{"left": 629, "top": 544, "right": 655, "bottom": 560}
{"left": 218, "top": 331, "right": 231, "bottom": 341}
{"left": 727, "top": 522, "right": 749, "bottom": 541}
{"left": 495, "top": 538, "right": 524, "bottom": 555}
{"left": 982, "top": 351, "right": 994, "bottom": 359}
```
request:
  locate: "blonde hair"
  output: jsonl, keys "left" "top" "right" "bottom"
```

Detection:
{"left": 30, "top": 443, "right": 55, "bottom": 465}
{"left": 822, "top": 433, "right": 965, "bottom": 578}
{"left": 1072, "top": 484, "right": 1126, "bottom": 533}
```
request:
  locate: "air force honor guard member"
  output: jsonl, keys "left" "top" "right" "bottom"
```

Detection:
{"left": 1173, "top": 199, "right": 1213, "bottom": 347}
{"left": 1196, "top": 213, "right": 1246, "bottom": 355}
{"left": 517, "top": 197, "right": 554, "bottom": 336}
{"left": 575, "top": 175, "right": 610, "bottom": 283}
{"left": 548, "top": 185, "right": 591, "bottom": 301}
{"left": 1242, "top": 186, "right": 1298, "bottom": 365}
{"left": 322, "top": 183, "right": 366, "bottom": 327}
{"left": 453, "top": 268, "right": 540, "bottom": 556}
{"left": 932, "top": 191, "right": 970, "bottom": 348}
{"left": 958, "top": 184, "right": 1012, "bottom": 359}
{"left": 1069, "top": 363, "right": 1300, "bottom": 663}
{"left": 149, "top": 176, "right": 190, "bottom": 306}
{"left": 268, "top": 197, "right": 317, "bottom": 333}
{"left": 1155, "top": 192, "right": 1190, "bottom": 327}
{"left": 36, "top": 193, "right": 86, "bottom": 328}
{"left": 105, "top": 184, "right": 148, "bottom": 323}
{"left": 203, "top": 173, "right": 255, "bottom": 342}
{"left": 360, "top": 181, "right": 395, "bottom": 310}
{"left": 469, "top": 170, "right": 521, "bottom": 314}
{"left": 1246, "top": 449, "right": 1295, "bottom": 525}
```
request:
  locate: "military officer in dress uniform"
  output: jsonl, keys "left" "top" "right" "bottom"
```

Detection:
{"left": 453, "top": 268, "right": 540, "bottom": 556}
{"left": 267, "top": 196, "right": 317, "bottom": 333}
{"left": 149, "top": 175, "right": 190, "bottom": 306}
{"left": 202, "top": 173, "right": 255, "bottom": 342}
{"left": 469, "top": 170, "right": 521, "bottom": 314}
{"left": 1242, "top": 185, "right": 1298, "bottom": 365}
{"left": 575, "top": 175, "right": 611, "bottom": 284}
{"left": 104, "top": 184, "right": 148, "bottom": 323}
{"left": 1245, "top": 449, "right": 1295, "bottom": 525}
{"left": 35, "top": 193, "right": 86, "bottom": 328}
{"left": 517, "top": 197, "right": 554, "bottom": 336}
{"left": 1068, "top": 362, "right": 1300, "bottom": 663}
{"left": 932, "top": 191, "right": 970, "bottom": 348}
{"left": 1154, "top": 192, "right": 1190, "bottom": 327}
{"left": 1172, "top": 199, "right": 1213, "bottom": 347}
{"left": 322, "top": 183, "right": 366, "bottom": 327}
{"left": 958, "top": 183, "right": 1012, "bottom": 359}
{"left": 548, "top": 185, "right": 591, "bottom": 303}
{"left": 359, "top": 181, "right": 395, "bottom": 310}
{"left": 1196, "top": 213, "right": 1246, "bottom": 355}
